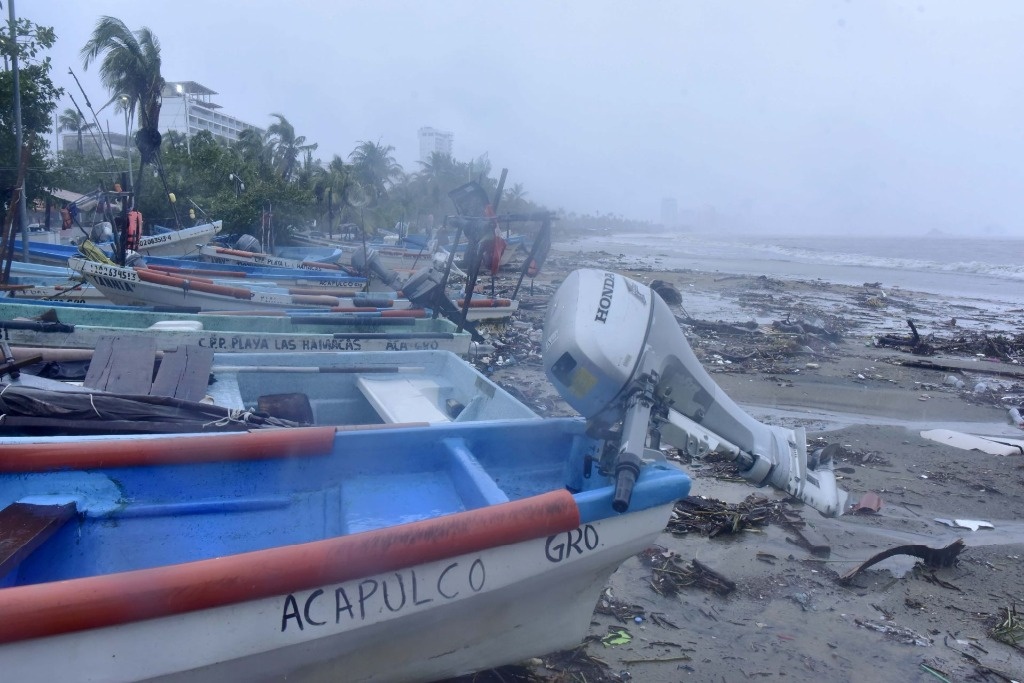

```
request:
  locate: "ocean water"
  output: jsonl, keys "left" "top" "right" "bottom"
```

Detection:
{"left": 583, "top": 232, "right": 1024, "bottom": 306}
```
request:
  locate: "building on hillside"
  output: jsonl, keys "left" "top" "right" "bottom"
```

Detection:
{"left": 162, "top": 81, "right": 264, "bottom": 145}
{"left": 418, "top": 126, "right": 454, "bottom": 163}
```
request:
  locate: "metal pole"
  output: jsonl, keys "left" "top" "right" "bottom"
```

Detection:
{"left": 123, "top": 98, "right": 134, "bottom": 189}
{"left": 8, "top": 0, "right": 28, "bottom": 261}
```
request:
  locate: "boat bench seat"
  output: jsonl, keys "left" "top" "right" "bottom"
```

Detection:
{"left": 148, "top": 320, "right": 204, "bottom": 332}
{"left": 0, "top": 501, "right": 77, "bottom": 578}
{"left": 355, "top": 376, "right": 452, "bottom": 424}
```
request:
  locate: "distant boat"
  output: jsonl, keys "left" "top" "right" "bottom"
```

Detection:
{"left": 0, "top": 417, "right": 690, "bottom": 681}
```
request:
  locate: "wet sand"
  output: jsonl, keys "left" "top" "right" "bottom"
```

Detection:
{"left": 463, "top": 236, "right": 1024, "bottom": 683}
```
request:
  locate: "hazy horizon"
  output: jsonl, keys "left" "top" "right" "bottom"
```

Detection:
{"left": 22, "top": 1, "right": 1024, "bottom": 237}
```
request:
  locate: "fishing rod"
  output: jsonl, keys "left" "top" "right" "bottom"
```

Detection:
{"left": 67, "top": 93, "right": 108, "bottom": 163}
{"left": 68, "top": 68, "right": 116, "bottom": 162}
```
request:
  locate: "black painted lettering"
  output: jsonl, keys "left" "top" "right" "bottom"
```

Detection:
{"left": 303, "top": 589, "right": 326, "bottom": 626}
{"left": 411, "top": 569, "right": 433, "bottom": 606}
{"left": 281, "top": 594, "right": 303, "bottom": 631}
{"left": 383, "top": 573, "right": 407, "bottom": 612}
{"left": 437, "top": 562, "right": 460, "bottom": 599}
{"left": 357, "top": 579, "right": 378, "bottom": 619}
{"left": 469, "top": 559, "right": 485, "bottom": 592}
{"left": 335, "top": 587, "right": 354, "bottom": 621}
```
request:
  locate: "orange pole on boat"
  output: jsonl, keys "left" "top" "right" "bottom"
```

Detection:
{"left": 0, "top": 490, "right": 580, "bottom": 644}
{"left": 135, "top": 268, "right": 255, "bottom": 300}
{"left": 148, "top": 265, "right": 250, "bottom": 279}
{"left": 0, "top": 426, "right": 339, "bottom": 472}
{"left": 290, "top": 294, "right": 342, "bottom": 307}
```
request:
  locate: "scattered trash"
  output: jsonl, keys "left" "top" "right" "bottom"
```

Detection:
{"left": 838, "top": 539, "right": 966, "bottom": 584}
{"left": 989, "top": 604, "right": 1024, "bottom": 648}
{"left": 601, "top": 626, "right": 633, "bottom": 648}
{"left": 854, "top": 619, "right": 932, "bottom": 646}
{"left": 851, "top": 491, "right": 883, "bottom": 514}
{"left": 934, "top": 518, "right": 994, "bottom": 531}
{"left": 920, "top": 429, "right": 1023, "bottom": 456}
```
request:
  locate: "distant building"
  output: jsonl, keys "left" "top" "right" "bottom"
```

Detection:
{"left": 660, "top": 197, "right": 678, "bottom": 227}
{"left": 418, "top": 126, "right": 453, "bottom": 163}
{"left": 64, "top": 81, "right": 264, "bottom": 157}
{"left": 162, "top": 81, "right": 264, "bottom": 145}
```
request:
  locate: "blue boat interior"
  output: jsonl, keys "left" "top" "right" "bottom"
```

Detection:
{"left": 0, "top": 418, "right": 690, "bottom": 587}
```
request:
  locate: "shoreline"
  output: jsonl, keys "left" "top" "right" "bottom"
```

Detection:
{"left": 456, "top": 238, "right": 1024, "bottom": 683}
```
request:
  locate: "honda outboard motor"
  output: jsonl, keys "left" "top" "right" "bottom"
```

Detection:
{"left": 543, "top": 269, "right": 847, "bottom": 515}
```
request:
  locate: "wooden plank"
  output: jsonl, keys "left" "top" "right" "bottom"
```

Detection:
{"left": 83, "top": 335, "right": 158, "bottom": 395}
{"left": 150, "top": 344, "right": 214, "bottom": 402}
{"left": 0, "top": 501, "right": 77, "bottom": 577}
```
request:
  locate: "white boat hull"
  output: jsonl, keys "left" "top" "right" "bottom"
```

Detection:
{"left": 0, "top": 505, "right": 669, "bottom": 682}
{"left": 135, "top": 222, "right": 223, "bottom": 258}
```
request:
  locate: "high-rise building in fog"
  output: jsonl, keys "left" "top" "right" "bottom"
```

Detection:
{"left": 661, "top": 197, "right": 678, "bottom": 227}
{"left": 418, "top": 127, "right": 454, "bottom": 163}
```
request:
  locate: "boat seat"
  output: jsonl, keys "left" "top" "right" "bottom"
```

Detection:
{"left": 355, "top": 375, "right": 451, "bottom": 424}
{"left": 0, "top": 501, "right": 77, "bottom": 577}
{"left": 147, "top": 320, "right": 204, "bottom": 331}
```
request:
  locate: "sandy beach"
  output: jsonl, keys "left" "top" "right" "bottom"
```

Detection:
{"left": 449, "top": 235, "right": 1024, "bottom": 683}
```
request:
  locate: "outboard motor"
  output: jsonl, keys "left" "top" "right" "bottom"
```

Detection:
{"left": 90, "top": 222, "right": 114, "bottom": 243}
{"left": 543, "top": 269, "right": 848, "bottom": 515}
{"left": 124, "top": 251, "right": 147, "bottom": 269}
{"left": 350, "top": 247, "right": 404, "bottom": 288}
{"left": 233, "top": 234, "right": 262, "bottom": 253}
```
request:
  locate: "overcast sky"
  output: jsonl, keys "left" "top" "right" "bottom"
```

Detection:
{"left": 21, "top": 1, "right": 1024, "bottom": 235}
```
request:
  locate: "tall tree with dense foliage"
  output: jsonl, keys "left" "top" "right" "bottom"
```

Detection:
{"left": 349, "top": 140, "right": 403, "bottom": 205}
{"left": 0, "top": 14, "right": 60, "bottom": 209}
{"left": 80, "top": 16, "right": 164, "bottom": 198}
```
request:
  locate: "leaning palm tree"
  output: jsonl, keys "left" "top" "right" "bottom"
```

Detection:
{"left": 266, "top": 113, "right": 317, "bottom": 183}
{"left": 80, "top": 16, "right": 164, "bottom": 197}
{"left": 57, "top": 107, "right": 94, "bottom": 154}
{"left": 349, "top": 140, "right": 403, "bottom": 205}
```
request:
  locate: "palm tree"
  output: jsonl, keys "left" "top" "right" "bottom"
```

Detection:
{"left": 266, "top": 113, "right": 317, "bottom": 182}
{"left": 80, "top": 16, "right": 165, "bottom": 194}
{"left": 504, "top": 182, "right": 528, "bottom": 212}
{"left": 349, "top": 140, "right": 403, "bottom": 205}
{"left": 57, "top": 107, "right": 93, "bottom": 154}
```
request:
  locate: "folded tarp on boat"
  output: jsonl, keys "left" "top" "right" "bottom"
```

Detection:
{"left": 0, "top": 383, "right": 301, "bottom": 435}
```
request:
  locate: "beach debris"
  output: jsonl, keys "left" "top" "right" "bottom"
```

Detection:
{"left": 650, "top": 279, "right": 682, "bottom": 305}
{"left": 989, "top": 604, "right": 1024, "bottom": 649}
{"left": 537, "top": 646, "right": 618, "bottom": 683}
{"left": 934, "top": 518, "right": 994, "bottom": 531}
{"left": 639, "top": 548, "right": 736, "bottom": 596}
{"left": 838, "top": 539, "right": 966, "bottom": 584}
{"left": 850, "top": 491, "right": 883, "bottom": 514}
{"left": 601, "top": 627, "right": 633, "bottom": 648}
{"left": 854, "top": 618, "right": 933, "bottom": 646}
{"left": 666, "top": 494, "right": 794, "bottom": 537}
{"left": 786, "top": 523, "right": 832, "bottom": 556}
{"left": 875, "top": 318, "right": 934, "bottom": 355}
{"left": 920, "top": 429, "right": 1023, "bottom": 456}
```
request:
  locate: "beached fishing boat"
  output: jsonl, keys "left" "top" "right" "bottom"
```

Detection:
{"left": 67, "top": 256, "right": 414, "bottom": 312}
{"left": 1, "top": 347, "right": 535, "bottom": 435}
{"left": 66, "top": 255, "right": 519, "bottom": 322}
{"left": 198, "top": 244, "right": 353, "bottom": 273}
{"left": 0, "top": 299, "right": 474, "bottom": 355}
{"left": 14, "top": 221, "right": 223, "bottom": 263}
{"left": 0, "top": 418, "right": 691, "bottom": 682}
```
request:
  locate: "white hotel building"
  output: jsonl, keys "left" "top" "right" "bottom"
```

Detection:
{"left": 161, "top": 81, "right": 264, "bottom": 145}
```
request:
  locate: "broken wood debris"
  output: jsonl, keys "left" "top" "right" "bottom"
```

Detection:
{"left": 667, "top": 494, "right": 795, "bottom": 538}
{"left": 838, "top": 539, "right": 966, "bottom": 584}
{"left": 639, "top": 547, "right": 736, "bottom": 596}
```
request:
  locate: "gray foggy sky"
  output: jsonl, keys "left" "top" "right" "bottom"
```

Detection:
{"left": 23, "top": 1, "right": 1024, "bottom": 235}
